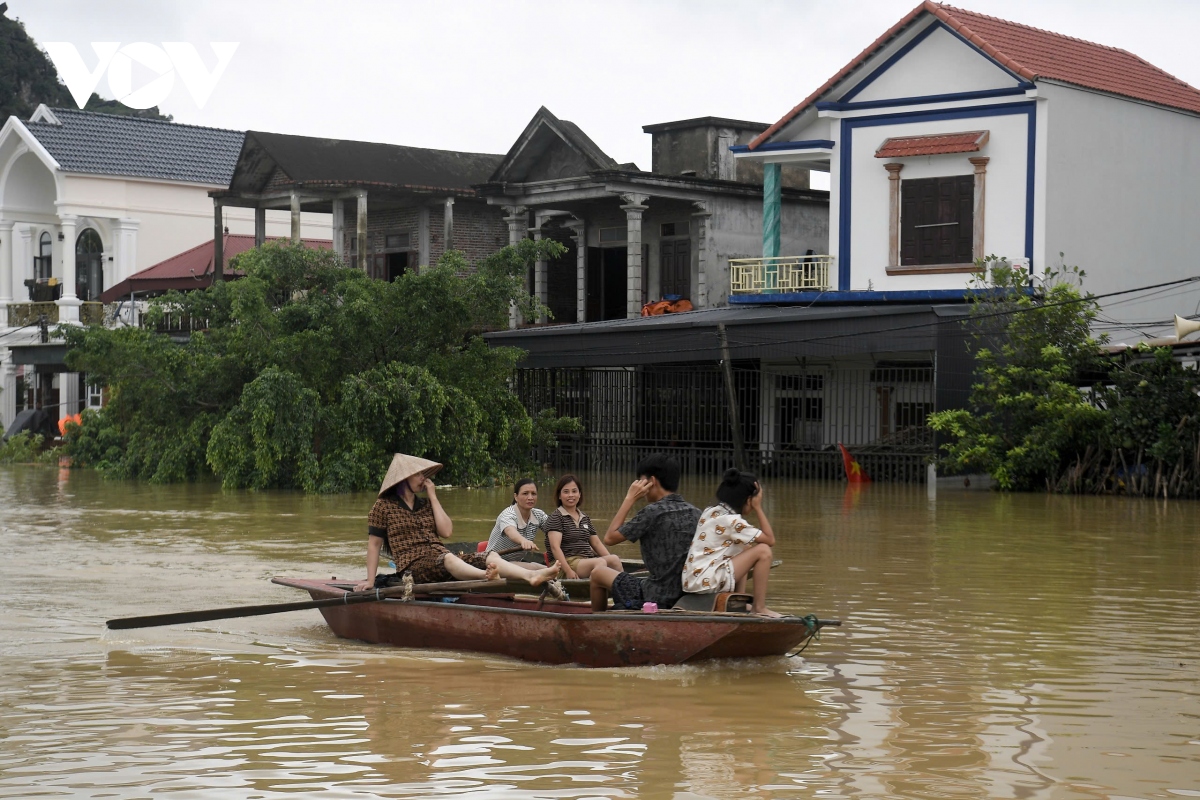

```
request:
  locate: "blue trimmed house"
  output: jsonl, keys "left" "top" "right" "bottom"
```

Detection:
{"left": 732, "top": 1, "right": 1200, "bottom": 335}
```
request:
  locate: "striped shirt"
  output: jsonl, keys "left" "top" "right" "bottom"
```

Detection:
{"left": 485, "top": 504, "right": 547, "bottom": 561}
{"left": 542, "top": 509, "right": 598, "bottom": 558}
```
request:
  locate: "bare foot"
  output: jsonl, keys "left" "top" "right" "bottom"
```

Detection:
{"left": 485, "top": 563, "right": 500, "bottom": 581}
{"left": 752, "top": 607, "right": 784, "bottom": 618}
{"left": 526, "top": 564, "right": 560, "bottom": 587}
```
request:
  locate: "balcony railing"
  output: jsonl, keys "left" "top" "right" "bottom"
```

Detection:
{"left": 729, "top": 255, "right": 834, "bottom": 295}
{"left": 7, "top": 302, "right": 59, "bottom": 326}
{"left": 80, "top": 302, "right": 104, "bottom": 325}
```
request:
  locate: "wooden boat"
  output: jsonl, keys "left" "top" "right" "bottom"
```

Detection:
{"left": 272, "top": 576, "right": 836, "bottom": 668}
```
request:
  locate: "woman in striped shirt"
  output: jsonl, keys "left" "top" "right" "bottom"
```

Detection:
{"left": 543, "top": 475, "right": 623, "bottom": 580}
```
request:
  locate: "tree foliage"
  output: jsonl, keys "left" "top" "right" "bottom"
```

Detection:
{"left": 928, "top": 259, "right": 1108, "bottom": 490}
{"left": 63, "top": 240, "right": 576, "bottom": 491}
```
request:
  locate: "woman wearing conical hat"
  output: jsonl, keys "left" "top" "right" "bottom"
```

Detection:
{"left": 354, "top": 453, "right": 560, "bottom": 593}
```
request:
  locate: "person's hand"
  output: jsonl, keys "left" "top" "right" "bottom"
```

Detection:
{"left": 626, "top": 478, "right": 651, "bottom": 502}
{"left": 520, "top": 538, "right": 538, "bottom": 551}
{"left": 354, "top": 579, "right": 373, "bottom": 592}
{"left": 422, "top": 478, "right": 437, "bottom": 496}
{"left": 750, "top": 482, "right": 764, "bottom": 509}
{"left": 564, "top": 567, "right": 579, "bottom": 580}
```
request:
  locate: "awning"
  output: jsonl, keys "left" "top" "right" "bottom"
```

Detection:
{"left": 484, "top": 304, "right": 971, "bottom": 368}
{"left": 9, "top": 343, "right": 69, "bottom": 371}
{"left": 875, "top": 130, "right": 989, "bottom": 159}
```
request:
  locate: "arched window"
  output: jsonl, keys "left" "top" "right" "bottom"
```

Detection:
{"left": 76, "top": 228, "right": 104, "bottom": 302}
{"left": 36, "top": 231, "right": 52, "bottom": 280}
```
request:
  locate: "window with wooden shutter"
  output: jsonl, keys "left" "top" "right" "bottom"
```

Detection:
{"left": 899, "top": 175, "right": 974, "bottom": 266}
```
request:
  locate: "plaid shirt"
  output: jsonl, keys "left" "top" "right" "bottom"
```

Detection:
{"left": 368, "top": 496, "right": 446, "bottom": 574}
{"left": 619, "top": 493, "right": 701, "bottom": 607}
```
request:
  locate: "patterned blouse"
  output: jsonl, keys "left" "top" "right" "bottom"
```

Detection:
{"left": 485, "top": 504, "right": 548, "bottom": 561}
{"left": 368, "top": 495, "right": 445, "bottom": 574}
{"left": 682, "top": 504, "right": 762, "bottom": 594}
{"left": 542, "top": 509, "right": 598, "bottom": 558}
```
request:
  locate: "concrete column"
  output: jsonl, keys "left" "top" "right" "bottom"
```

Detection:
{"left": 255, "top": 206, "right": 267, "bottom": 248}
{"left": 969, "top": 156, "right": 989, "bottom": 260}
{"left": 443, "top": 197, "right": 455, "bottom": 254}
{"left": 418, "top": 205, "right": 431, "bottom": 267}
{"left": 213, "top": 202, "right": 224, "bottom": 282}
{"left": 0, "top": 220, "right": 13, "bottom": 328}
{"left": 290, "top": 189, "right": 302, "bottom": 244}
{"left": 62, "top": 372, "right": 80, "bottom": 416}
{"left": 355, "top": 189, "right": 368, "bottom": 273}
{"left": 692, "top": 201, "right": 712, "bottom": 308}
{"left": 885, "top": 162, "right": 903, "bottom": 268}
{"left": 111, "top": 218, "right": 138, "bottom": 285}
{"left": 531, "top": 214, "right": 550, "bottom": 323}
{"left": 0, "top": 359, "right": 15, "bottom": 433}
{"left": 762, "top": 163, "right": 781, "bottom": 260}
{"left": 57, "top": 215, "right": 80, "bottom": 323}
{"left": 329, "top": 200, "right": 343, "bottom": 261}
{"left": 567, "top": 218, "right": 585, "bottom": 323}
{"left": 620, "top": 193, "right": 649, "bottom": 319}
{"left": 504, "top": 206, "right": 527, "bottom": 328}
{"left": 19, "top": 227, "right": 32, "bottom": 296}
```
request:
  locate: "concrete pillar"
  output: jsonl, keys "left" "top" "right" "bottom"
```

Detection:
{"left": 0, "top": 220, "right": 13, "bottom": 328}
{"left": 57, "top": 215, "right": 80, "bottom": 323}
{"left": 692, "top": 201, "right": 712, "bottom": 308}
{"left": 418, "top": 205, "right": 431, "bottom": 267}
{"left": 762, "top": 163, "right": 781, "bottom": 260}
{"left": 355, "top": 190, "right": 368, "bottom": 273}
{"left": 531, "top": 214, "right": 549, "bottom": 323}
{"left": 213, "top": 202, "right": 224, "bottom": 282}
{"left": 255, "top": 206, "right": 267, "bottom": 248}
{"left": 0, "top": 359, "right": 14, "bottom": 433}
{"left": 443, "top": 197, "right": 455, "bottom": 254}
{"left": 62, "top": 372, "right": 80, "bottom": 416}
{"left": 567, "top": 218, "right": 585, "bottom": 323}
{"left": 19, "top": 227, "right": 32, "bottom": 294}
{"left": 885, "top": 162, "right": 903, "bottom": 268}
{"left": 504, "top": 206, "right": 527, "bottom": 328}
{"left": 290, "top": 189, "right": 302, "bottom": 244}
{"left": 111, "top": 218, "right": 138, "bottom": 285}
{"left": 620, "top": 193, "right": 648, "bottom": 319}
{"left": 969, "top": 156, "right": 989, "bottom": 259}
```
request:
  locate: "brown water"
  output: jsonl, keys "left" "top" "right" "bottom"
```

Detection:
{"left": 0, "top": 466, "right": 1197, "bottom": 799}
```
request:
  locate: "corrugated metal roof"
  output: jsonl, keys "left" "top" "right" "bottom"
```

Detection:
{"left": 24, "top": 108, "right": 245, "bottom": 185}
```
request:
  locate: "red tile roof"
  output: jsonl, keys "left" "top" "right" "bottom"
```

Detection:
{"left": 875, "top": 130, "right": 989, "bottom": 158}
{"left": 750, "top": 1, "right": 1200, "bottom": 150}
{"left": 99, "top": 234, "right": 332, "bottom": 302}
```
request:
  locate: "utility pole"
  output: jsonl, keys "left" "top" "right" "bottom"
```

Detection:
{"left": 717, "top": 323, "right": 747, "bottom": 471}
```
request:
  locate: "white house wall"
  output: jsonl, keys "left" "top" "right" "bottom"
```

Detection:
{"left": 1040, "top": 81, "right": 1200, "bottom": 336}
{"left": 847, "top": 110, "right": 1030, "bottom": 291}
{"left": 848, "top": 25, "right": 1021, "bottom": 104}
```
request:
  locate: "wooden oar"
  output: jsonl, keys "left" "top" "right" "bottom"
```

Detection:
{"left": 105, "top": 578, "right": 533, "bottom": 630}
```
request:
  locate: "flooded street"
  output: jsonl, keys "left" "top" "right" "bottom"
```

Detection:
{"left": 0, "top": 465, "right": 1197, "bottom": 799}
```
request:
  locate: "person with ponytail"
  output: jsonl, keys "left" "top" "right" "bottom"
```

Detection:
{"left": 682, "top": 468, "right": 781, "bottom": 618}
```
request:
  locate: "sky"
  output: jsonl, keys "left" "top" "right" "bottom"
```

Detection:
{"left": 15, "top": 0, "right": 1200, "bottom": 192}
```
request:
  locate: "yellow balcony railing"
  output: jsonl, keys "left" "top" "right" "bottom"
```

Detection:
{"left": 80, "top": 302, "right": 104, "bottom": 325}
{"left": 7, "top": 302, "right": 59, "bottom": 327}
{"left": 729, "top": 255, "right": 834, "bottom": 294}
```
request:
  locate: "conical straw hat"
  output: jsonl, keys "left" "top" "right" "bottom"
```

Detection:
{"left": 378, "top": 453, "right": 443, "bottom": 497}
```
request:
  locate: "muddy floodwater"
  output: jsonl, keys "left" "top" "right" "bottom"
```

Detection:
{"left": 0, "top": 466, "right": 1197, "bottom": 799}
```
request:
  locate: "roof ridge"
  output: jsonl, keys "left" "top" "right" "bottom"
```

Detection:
{"left": 39, "top": 107, "right": 244, "bottom": 135}
{"left": 248, "top": 129, "right": 503, "bottom": 160}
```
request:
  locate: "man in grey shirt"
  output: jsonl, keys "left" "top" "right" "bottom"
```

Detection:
{"left": 589, "top": 454, "right": 701, "bottom": 611}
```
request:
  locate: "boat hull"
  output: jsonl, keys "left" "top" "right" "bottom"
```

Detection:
{"left": 274, "top": 578, "right": 822, "bottom": 668}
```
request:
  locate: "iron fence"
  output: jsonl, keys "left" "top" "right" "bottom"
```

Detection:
{"left": 517, "top": 359, "right": 937, "bottom": 483}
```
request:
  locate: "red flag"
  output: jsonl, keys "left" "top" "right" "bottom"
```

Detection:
{"left": 838, "top": 442, "right": 871, "bottom": 483}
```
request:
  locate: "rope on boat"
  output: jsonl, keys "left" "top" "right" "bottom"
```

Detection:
{"left": 786, "top": 615, "right": 821, "bottom": 658}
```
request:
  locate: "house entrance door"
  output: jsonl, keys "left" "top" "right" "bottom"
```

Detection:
{"left": 659, "top": 238, "right": 690, "bottom": 300}
{"left": 586, "top": 246, "right": 628, "bottom": 321}
{"left": 76, "top": 228, "right": 103, "bottom": 301}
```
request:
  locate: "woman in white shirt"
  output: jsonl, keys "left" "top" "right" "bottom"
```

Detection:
{"left": 485, "top": 478, "right": 548, "bottom": 566}
{"left": 683, "top": 468, "right": 780, "bottom": 617}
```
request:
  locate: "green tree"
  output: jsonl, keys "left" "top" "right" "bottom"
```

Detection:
{"left": 928, "top": 259, "right": 1108, "bottom": 490}
{"left": 63, "top": 240, "right": 574, "bottom": 491}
